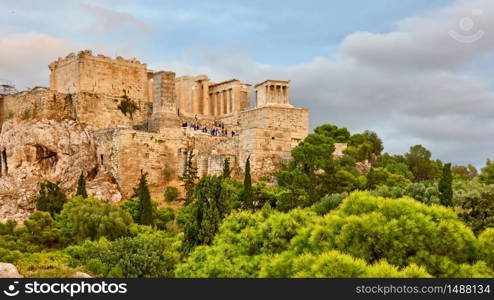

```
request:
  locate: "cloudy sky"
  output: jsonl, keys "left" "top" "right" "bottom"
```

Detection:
{"left": 1, "top": 0, "right": 493, "bottom": 167}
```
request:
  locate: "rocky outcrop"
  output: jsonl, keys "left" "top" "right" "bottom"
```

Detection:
{"left": 0, "top": 119, "right": 121, "bottom": 222}
{"left": 0, "top": 263, "right": 23, "bottom": 278}
{"left": 72, "top": 271, "right": 92, "bottom": 278}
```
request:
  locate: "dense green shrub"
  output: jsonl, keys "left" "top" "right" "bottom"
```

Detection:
{"left": 65, "top": 232, "right": 181, "bottom": 278}
{"left": 454, "top": 183, "right": 494, "bottom": 234}
{"left": 311, "top": 192, "right": 348, "bottom": 215}
{"left": 56, "top": 197, "right": 135, "bottom": 244}
{"left": 372, "top": 182, "right": 440, "bottom": 205}
{"left": 177, "top": 192, "right": 488, "bottom": 278}
{"left": 164, "top": 186, "right": 180, "bottom": 202}
{"left": 36, "top": 181, "right": 67, "bottom": 217}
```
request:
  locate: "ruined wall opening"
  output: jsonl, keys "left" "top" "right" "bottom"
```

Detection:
{"left": 100, "top": 154, "right": 104, "bottom": 165}
{"left": 2, "top": 149, "right": 7, "bottom": 175}
{"left": 87, "top": 166, "right": 98, "bottom": 181}
{"left": 35, "top": 145, "right": 57, "bottom": 173}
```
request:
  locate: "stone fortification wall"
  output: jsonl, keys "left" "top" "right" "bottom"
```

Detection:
{"left": 49, "top": 50, "right": 149, "bottom": 101}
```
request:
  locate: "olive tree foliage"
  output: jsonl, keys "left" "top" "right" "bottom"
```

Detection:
{"left": 176, "top": 192, "right": 492, "bottom": 278}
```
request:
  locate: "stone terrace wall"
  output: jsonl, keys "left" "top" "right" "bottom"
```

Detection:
{"left": 238, "top": 106, "right": 309, "bottom": 176}
{"left": 0, "top": 88, "right": 73, "bottom": 128}
{"left": 74, "top": 92, "right": 151, "bottom": 129}
{"left": 94, "top": 126, "right": 236, "bottom": 201}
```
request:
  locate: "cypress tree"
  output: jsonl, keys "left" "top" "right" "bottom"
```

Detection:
{"left": 133, "top": 170, "right": 153, "bottom": 225}
{"left": 76, "top": 172, "right": 88, "bottom": 198}
{"left": 179, "top": 148, "right": 199, "bottom": 204}
{"left": 222, "top": 157, "right": 231, "bottom": 179}
{"left": 439, "top": 163, "right": 453, "bottom": 207}
{"left": 241, "top": 156, "right": 253, "bottom": 209}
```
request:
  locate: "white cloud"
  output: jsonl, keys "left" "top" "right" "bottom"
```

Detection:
{"left": 0, "top": 32, "right": 77, "bottom": 89}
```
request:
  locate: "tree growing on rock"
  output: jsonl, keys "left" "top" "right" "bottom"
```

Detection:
{"left": 179, "top": 147, "right": 199, "bottom": 204}
{"left": 36, "top": 181, "right": 67, "bottom": 217}
{"left": 222, "top": 157, "right": 231, "bottom": 179}
{"left": 76, "top": 172, "right": 88, "bottom": 198}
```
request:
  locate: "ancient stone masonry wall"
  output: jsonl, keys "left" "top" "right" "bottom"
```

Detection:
{"left": 94, "top": 126, "right": 230, "bottom": 201}
{"left": 73, "top": 92, "right": 152, "bottom": 129}
{"left": 238, "top": 106, "right": 309, "bottom": 176}
{"left": 49, "top": 50, "right": 149, "bottom": 101}
{"left": 149, "top": 71, "right": 180, "bottom": 132}
{"left": 0, "top": 88, "right": 73, "bottom": 128}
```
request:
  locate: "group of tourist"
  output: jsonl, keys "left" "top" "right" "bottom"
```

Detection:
{"left": 181, "top": 121, "right": 236, "bottom": 137}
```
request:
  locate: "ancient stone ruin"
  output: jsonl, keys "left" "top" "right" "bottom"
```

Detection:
{"left": 0, "top": 50, "right": 309, "bottom": 221}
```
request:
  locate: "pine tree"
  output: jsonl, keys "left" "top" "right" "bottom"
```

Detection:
{"left": 36, "top": 181, "right": 67, "bottom": 216}
{"left": 439, "top": 163, "right": 453, "bottom": 207}
{"left": 133, "top": 170, "right": 153, "bottom": 225}
{"left": 179, "top": 148, "right": 199, "bottom": 204}
{"left": 240, "top": 156, "right": 254, "bottom": 209}
{"left": 76, "top": 172, "right": 88, "bottom": 198}
{"left": 222, "top": 157, "right": 231, "bottom": 179}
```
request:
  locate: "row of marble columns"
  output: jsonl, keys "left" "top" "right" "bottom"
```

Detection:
{"left": 266, "top": 85, "right": 288, "bottom": 104}
{"left": 209, "top": 89, "right": 234, "bottom": 116}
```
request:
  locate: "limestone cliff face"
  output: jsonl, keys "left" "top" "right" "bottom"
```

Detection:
{"left": 0, "top": 119, "right": 121, "bottom": 222}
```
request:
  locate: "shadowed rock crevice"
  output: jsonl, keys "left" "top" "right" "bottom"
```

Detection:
{"left": 34, "top": 145, "right": 58, "bottom": 173}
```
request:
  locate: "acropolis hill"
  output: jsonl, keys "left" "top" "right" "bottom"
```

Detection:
{"left": 0, "top": 50, "right": 309, "bottom": 220}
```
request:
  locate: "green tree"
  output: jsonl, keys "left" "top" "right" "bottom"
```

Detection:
{"left": 372, "top": 182, "right": 440, "bottom": 205}
{"left": 240, "top": 156, "right": 254, "bottom": 209}
{"left": 65, "top": 232, "right": 181, "bottom": 278}
{"left": 20, "top": 211, "right": 60, "bottom": 247}
{"left": 133, "top": 171, "right": 153, "bottom": 225}
{"left": 76, "top": 172, "right": 88, "bottom": 198}
{"left": 456, "top": 184, "right": 494, "bottom": 234}
{"left": 366, "top": 167, "right": 410, "bottom": 190}
{"left": 164, "top": 186, "right": 180, "bottom": 202}
{"left": 178, "top": 175, "right": 231, "bottom": 254}
{"left": 480, "top": 160, "right": 494, "bottom": 185}
{"left": 120, "top": 199, "right": 174, "bottom": 230}
{"left": 179, "top": 148, "right": 199, "bottom": 204}
{"left": 222, "top": 157, "right": 231, "bottom": 179}
{"left": 404, "top": 145, "right": 441, "bottom": 182}
{"left": 36, "top": 181, "right": 67, "bottom": 217}
{"left": 56, "top": 197, "right": 134, "bottom": 244}
{"left": 452, "top": 165, "right": 478, "bottom": 181}
{"left": 177, "top": 192, "right": 482, "bottom": 278}
{"left": 438, "top": 163, "right": 453, "bottom": 207}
